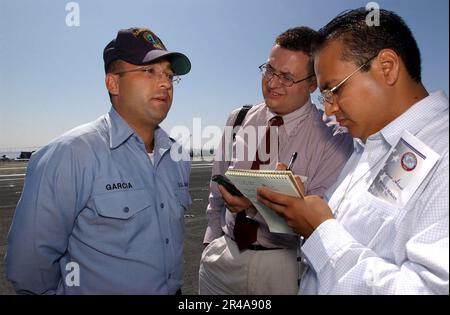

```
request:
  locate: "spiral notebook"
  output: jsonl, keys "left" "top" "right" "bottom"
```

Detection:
{"left": 225, "top": 169, "right": 305, "bottom": 234}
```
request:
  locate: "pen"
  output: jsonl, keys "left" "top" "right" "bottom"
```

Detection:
{"left": 287, "top": 152, "right": 298, "bottom": 171}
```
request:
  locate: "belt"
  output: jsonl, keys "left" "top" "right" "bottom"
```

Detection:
{"left": 246, "top": 244, "right": 281, "bottom": 251}
{"left": 228, "top": 236, "right": 283, "bottom": 251}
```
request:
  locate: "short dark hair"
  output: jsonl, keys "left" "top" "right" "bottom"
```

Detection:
{"left": 314, "top": 8, "right": 422, "bottom": 82}
{"left": 275, "top": 26, "right": 318, "bottom": 76}
{"left": 106, "top": 60, "right": 122, "bottom": 74}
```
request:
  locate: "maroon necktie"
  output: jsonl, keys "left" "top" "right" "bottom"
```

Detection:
{"left": 233, "top": 116, "right": 284, "bottom": 251}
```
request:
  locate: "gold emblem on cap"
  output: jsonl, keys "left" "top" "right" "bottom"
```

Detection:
{"left": 132, "top": 28, "right": 164, "bottom": 49}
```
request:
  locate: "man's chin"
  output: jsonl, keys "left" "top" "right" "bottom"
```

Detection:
{"left": 154, "top": 114, "right": 168, "bottom": 125}
{"left": 264, "top": 99, "right": 280, "bottom": 111}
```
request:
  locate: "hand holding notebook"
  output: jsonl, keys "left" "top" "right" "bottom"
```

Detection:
{"left": 225, "top": 168, "right": 306, "bottom": 234}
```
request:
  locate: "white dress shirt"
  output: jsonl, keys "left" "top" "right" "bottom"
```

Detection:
{"left": 300, "top": 91, "right": 449, "bottom": 294}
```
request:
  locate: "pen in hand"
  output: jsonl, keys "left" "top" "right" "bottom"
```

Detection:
{"left": 287, "top": 152, "right": 298, "bottom": 171}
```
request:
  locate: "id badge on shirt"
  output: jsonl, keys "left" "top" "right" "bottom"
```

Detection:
{"left": 368, "top": 130, "right": 440, "bottom": 207}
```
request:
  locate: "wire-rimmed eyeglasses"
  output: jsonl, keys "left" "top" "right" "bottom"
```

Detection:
{"left": 114, "top": 66, "right": 181, "bottom": 85}
{"left": 318, "top": 55, "right": 377, "bottom": 105}
{"left": 259, "top": 63, "right": 314, "bottom": 87}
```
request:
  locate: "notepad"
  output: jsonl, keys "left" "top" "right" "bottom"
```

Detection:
{"left": 225, "top": 169, "right": 305, "bottom": 235}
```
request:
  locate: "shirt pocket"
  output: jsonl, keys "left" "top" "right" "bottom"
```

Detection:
{"left": 344, "top": 191, "right": 402, "bottom": 248}
{"left": 175, "top": 187, "right": 191, "bottom": 211}
{"left": 173, "top": 187, "right": 191, "bottom": 218}
{"left": 92, "top": 190, "right": 152, "bottom": 253}
{"left": 94, "top": 190, "right": 150, "bottom": 219}
{"left": 362, "top": 191, "right": 401, "bottom": 220}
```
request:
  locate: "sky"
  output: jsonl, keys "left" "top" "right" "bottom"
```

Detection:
{"left": 0, "top": 0, "right": 448, "bottom": 151}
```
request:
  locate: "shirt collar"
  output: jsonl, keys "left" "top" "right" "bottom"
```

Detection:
{"left": 107, "top": 107, "right": 135, "bottom": 149}
{"left": 154, "top": 126, "right": 175, "bottom": 153}
{"left": 353, "top": 138, "right": 365, "bottom": 153}
{"left": 371, "top": 91, "right": 449, "bottom": 147}
{"left": 266, "top": 98, "right": 313, "bottom": 136}
{"left": 107, "top": 107, "right": 174, "bottom": 151}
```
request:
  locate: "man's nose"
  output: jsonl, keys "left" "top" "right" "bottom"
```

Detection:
{"left": 158, "top": 75, "right": 172, "bottom": 89}
{"left": 324, "top": 101, "right": 339, "bottom": 117}
{"left": 266, "top": 74, "right": 283, "bottom": 89}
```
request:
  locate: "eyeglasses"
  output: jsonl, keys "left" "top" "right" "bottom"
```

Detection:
{"left": 259, "top": 63, "right": 314, "bottom": 87}
{"left": 114, "top": 66, "right": 181, "bottom": 85}
{"left": 318, "top": 55, "right": 377, "bottom": 105}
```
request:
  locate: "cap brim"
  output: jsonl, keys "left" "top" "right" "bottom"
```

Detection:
{"left": 142, "top": 50, "right": 191, "bottom": 75}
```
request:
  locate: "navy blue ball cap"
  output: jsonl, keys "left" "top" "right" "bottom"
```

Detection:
{"left": 103, "top": 27, "right": 191, "bottom": 75}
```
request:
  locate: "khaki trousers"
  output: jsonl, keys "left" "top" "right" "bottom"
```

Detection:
{"left": 199, "top": 235, "right": 298, "bottom": 295}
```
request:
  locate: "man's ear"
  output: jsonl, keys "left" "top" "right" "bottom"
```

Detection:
{"left": 376, "top": 49, "right": 400, "bottom": 86}
{"left": 308, "top": 76, "right": 318, "bottom": 93}
{"left": 105, "top": 73, "right": 119, "bottom": 96}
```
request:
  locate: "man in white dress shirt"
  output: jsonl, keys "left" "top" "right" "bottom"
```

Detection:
{"left": 257, "top": 8, "right": 449, "bottom": 294}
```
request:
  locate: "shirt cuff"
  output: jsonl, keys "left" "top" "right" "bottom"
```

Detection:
{"left": 301, "top": 219, "right": 355, "bottom": 274}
